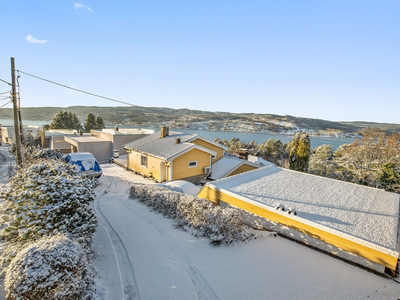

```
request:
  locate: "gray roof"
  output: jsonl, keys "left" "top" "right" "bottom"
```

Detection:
{"left": 123, "top": 131, "right": 216, "bottom": 161}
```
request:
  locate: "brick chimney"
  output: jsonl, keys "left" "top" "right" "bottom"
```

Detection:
{"left": 161, "top": 126, "right": 169, "bottom": 138}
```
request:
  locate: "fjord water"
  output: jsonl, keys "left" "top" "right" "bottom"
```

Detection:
{"left": 0, "top": 119, "right": 354, "bottom": 151}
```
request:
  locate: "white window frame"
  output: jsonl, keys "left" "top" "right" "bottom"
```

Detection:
{"left": 141, "top": 155, "right": 147, "bottom": 167}
{"left": 188, "top": 160, "right": 197, "bottom": 168}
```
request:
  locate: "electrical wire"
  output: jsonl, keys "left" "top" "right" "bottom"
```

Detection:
{"left": 0, "top": 78, "right": 11, "bottom": 86}
{"left": 16, "top": 70, "right": 163, "bottom": 114}
{"left": 0, "top": 90, "right": 11, "bottom": 95}
{"left": 0, "top": 100, "right": 12, "bottom": 108}
{"left": 0, "top": 97, "right": 11, "bottom": 100}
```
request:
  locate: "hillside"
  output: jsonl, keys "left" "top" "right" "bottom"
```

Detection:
{"left": 0, "top": 106, "right": 398, "bottom": 134}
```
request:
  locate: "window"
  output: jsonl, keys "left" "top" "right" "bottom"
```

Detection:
{"left": 188, "top": 160, "right": 197, "bottom": 168}
{"left": 141, "top": 155, "right": 147, "bottom": 167}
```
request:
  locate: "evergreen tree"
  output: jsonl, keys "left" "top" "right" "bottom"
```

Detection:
{"left": 287, "top": 132, "right": 311, "bottom": 172}
{"left": 83, "top": 114, "right": 106, "bottom": 132}
{"left": 96, "top": 116, "right": 105, "bottom": 129}
{"left": 49, "top": 110, "right": 82, "bottom": 130}
{"left": 378, "top": 163, "right": 400, "bottom": 192}
{"left": 83, "top": 113, "right": 97, "bottom": 132}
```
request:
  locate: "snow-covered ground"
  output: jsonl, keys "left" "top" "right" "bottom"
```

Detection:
{"left": 0, "top": 145, "right": 16, "bottom": 300}
{"left": 93, "top": 163, "right": 400, "bottom": 300}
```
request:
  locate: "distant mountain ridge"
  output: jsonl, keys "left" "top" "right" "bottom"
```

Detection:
{"left": 0, "top": 106, "right": 398, "bottom": 133}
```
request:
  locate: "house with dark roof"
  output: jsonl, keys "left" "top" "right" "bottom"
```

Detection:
{"left": 123, "top": 127, "right": 226, "bottom": 184}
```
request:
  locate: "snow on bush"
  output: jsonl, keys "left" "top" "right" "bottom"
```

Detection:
{"left": 5, "top": 234, "right": 95, "bottom": 300}
{"left": 24, "top": 146, "right": 64, "bottom": 161}
{"left": 130, "top": 184, "right": 254, "bottom": 245}
{"left": 0, "top": 158, "right": 98, "bottom": 268}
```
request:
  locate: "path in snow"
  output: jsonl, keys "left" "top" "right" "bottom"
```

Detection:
{"left": 93, "top": 163, "right": 400, "bottom": 300}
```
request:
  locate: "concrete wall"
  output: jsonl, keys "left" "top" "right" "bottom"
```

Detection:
{"left": 90, "top": 130, "right": 151, "bottom": 157}
{"left": 77, "top": 141, "right": 112, "bottom": 163}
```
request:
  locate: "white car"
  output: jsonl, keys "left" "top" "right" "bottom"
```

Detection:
{"left": 64, "top": 152, "right": 102, "bottom": 178}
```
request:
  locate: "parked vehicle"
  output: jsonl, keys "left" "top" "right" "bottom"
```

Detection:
{"left": 64, "top": 152, "right": 102, "bottom": 178}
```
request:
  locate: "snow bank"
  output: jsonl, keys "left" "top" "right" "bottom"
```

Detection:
{"left": 157, "top": 180, "right": 200, "bottom": 195}
{"left": 130, "top": 184, "right": 254, "bottom": 245}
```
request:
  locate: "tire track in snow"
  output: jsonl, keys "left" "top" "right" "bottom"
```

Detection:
{"left": 94, "top": 173, "right": 141, "bottom": 300}
{"left": 110, "top": 167, "right": 220, "bottom": 300}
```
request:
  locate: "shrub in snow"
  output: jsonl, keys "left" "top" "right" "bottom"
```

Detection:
{"left": 130, "top": 184, "right": 254, "bottom": 245}
{"left": 5, "top": 234, "right": 95, "bottom": 300}
{"left": 0, "top": 158, "right": 98, "bottom": 264}
{"left": 24, "top": 146, "right": 64, "bottom": 161}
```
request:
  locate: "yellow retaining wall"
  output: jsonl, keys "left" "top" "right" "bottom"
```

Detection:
{"left": 190, "top": 138, "right": 224, "bottom": 163}
{"left": 198, "top": 185, "right": 399, "bottom": 271}
{"left": 173, "top": 149, "right": 210, "bottom": 180}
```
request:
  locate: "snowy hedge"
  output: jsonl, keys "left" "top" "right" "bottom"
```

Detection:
{"left": 5, "top": 234, "right": 95, "bottom": 300}
{"left": 0, "top": 158, "right": 97, "bottom": 247}
{"left": 130, "top": 184, "right": 254, "bottom": 245}
{"left": 24, "top": 146, "right": 64, "bottom": 161}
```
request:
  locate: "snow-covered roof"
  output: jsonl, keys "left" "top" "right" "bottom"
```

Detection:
{"left": 209, "top": 156, "right": 262, "bottom": 180}
{"left": 208, "top": 166, "right": 400, "bottom": 251}
{"left": 123, "top": 131, "right": 217, "bottom": 161}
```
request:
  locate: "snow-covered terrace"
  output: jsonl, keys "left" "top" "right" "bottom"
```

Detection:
{"left": 199, "top": 165, "right": 400, "bottom": 271}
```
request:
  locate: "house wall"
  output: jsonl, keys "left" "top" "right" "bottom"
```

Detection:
{"left": 172, "top": 148, "right": 210, "bottom": 181}
{"left": 127, "top": 150, "right": 163, "bottom": 181}
{"left": 190, "top": 138, "right": 224, "bottom": 162}
{"left": 228, "top": 164, "right": 258, "bottom": 177}
{"left": 77, "top": 141, "right": 112, "bottom": 163}
{"left": 51, "top": 136, "right": 71, "bottom": 152}
{"left": 90, "top": 130, "right": 151, "bottom": 157}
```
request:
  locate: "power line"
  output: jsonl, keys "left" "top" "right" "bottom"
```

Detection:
{"left": 0, "top": 78, "right": 11, "bottom": 86}
{"left": 0, "top": 90, "right": 11, "bottom": 95}
{"left": 16, "top": 69, "right": 162, "bottom": 114}
{"left": 0, "top": 100, "right": 12, "bottom": 108}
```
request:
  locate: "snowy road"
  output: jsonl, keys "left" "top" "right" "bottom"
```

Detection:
{"left": 93, "top": 163, "right": 400, "bottom": 300}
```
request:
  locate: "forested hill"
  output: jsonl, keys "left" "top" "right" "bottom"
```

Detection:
{"left": 0, "top": 106, "right": 398, "bottom": 133}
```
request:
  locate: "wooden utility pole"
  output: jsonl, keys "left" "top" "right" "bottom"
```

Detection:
{"left": 11, "top": 57, "right": 22, "bottom": 164}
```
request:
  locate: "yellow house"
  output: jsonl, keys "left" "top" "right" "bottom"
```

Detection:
{"left": 123, "top": 127, "right": 223, "bottom": 184}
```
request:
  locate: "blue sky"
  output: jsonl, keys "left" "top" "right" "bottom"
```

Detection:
{"left": 0, "top": 1, "right": 399, "bottom": 123}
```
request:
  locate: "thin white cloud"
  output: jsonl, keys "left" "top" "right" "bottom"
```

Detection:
{"left": 25, "top": 35, "right": 47, "bottom": 44}
{"left": 74, "top": 2, "right": 92, "bottom": 12}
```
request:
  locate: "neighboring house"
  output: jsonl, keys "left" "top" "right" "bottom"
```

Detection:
{"left": 40, "top": 129, "right": 82, "bottom": 153}
{"left": 1, "top": 125, "right": 40, "bottom": 145}
{"left": 199, "top": 165, "right": 400, "bottom": 274}
{"left": 90, "top": 128, "right": 154, "bottom": 157}
{"left": 64, "top": 136, "right": 112, "bottom": 163}
{"left": 40, "top": 128, "right": 153, "bottom": 163}
{"left": 208, "top": 156, "right": 263, "bottom": 180}
{"left": 123, "top": 127, "right": 225, "bottom": 184}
